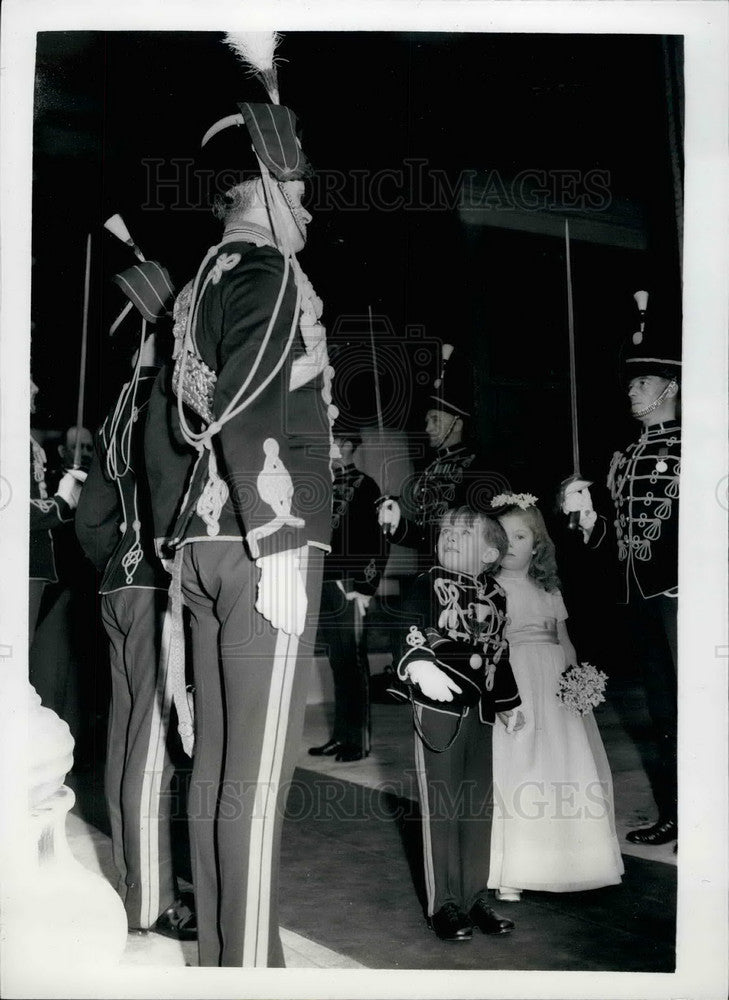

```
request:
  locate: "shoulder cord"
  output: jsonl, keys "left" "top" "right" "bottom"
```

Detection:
{"left": 105, "top": 320, "right": 146, "bottom": 582}
{"left": 105, "top": 320, "right": 145, "bottom": 482}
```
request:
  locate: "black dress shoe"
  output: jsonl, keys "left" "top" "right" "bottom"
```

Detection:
{"left": 429, "top": 902, "right": 473, "bottom": 941}
{"left": 626, "top": 818, "right": 677, "bottom": 845}
{"left": 152, "top": 893, "right": 197, "bottom": 941}
{"left": 308, "top": 738, "right": 343, "bottom": 757}
{"left": 469, "top": 898, "right": 515, "bottom": 935}
{"left": 335, "top": 745, "right": 369, "bottom": 762}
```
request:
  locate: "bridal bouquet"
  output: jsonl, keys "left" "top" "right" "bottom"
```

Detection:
{"left": 556, "top": 662, "right": 608, "bottom": 716}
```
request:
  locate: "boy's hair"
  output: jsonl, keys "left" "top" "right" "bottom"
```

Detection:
{"left": 498, "top": 503, "right": 561, "bottom": 592}
{"left": 440, "top": 506, "right": 509, "bottom": 570}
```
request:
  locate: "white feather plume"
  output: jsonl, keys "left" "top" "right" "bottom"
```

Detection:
{"left": 224, "top": 31, "right": 282, "bottom": 103}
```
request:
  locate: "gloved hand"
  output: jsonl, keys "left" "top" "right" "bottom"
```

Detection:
{"left": 560, "top": 478, "right": 597, "bottom": 542}
{"left": 344, "top": 590, "right": 371, "bottom": 617}
{"left": 255, "top": 546, "right": 308, "bottom": 637}
{"left": 56, "top": 469, "right": 86, "bottom": 509}
{"left": 376, "top": 496, "right": 401, "bottom": 535}
{"left": 497, "top": 708, "right": 526, "bottom": 733}
{"left": 405, "top": 659, "right": 462, "bottom": 702}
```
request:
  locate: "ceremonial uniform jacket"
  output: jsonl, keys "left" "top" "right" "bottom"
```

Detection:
{"left": 29, "top": 436, "right": 74, "bottom": 582}
{"left": 76, "top": 368, "right": 168, "bottom": 594}
{"left": 392, "top": 443, "right": 505, "bottom": 560}
{"left": 145, "top": 240, "right": 333, "bottom": 560}
{"left": 397, "top": 566, "right": 521, "bottom": 724}
{"left": 324, "top": 463, "right": 387, "bottom": 596}
{"left": 590, "top": 418, "right": 680, "bottom": 602}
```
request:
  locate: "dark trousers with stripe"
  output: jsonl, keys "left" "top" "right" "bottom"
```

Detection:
{"left": 317, "top": 580, "right": 370, "bottom": 754}
{"left": 414, "top": 705, "right": 494, "bottom": 916}
{"left": 181, "top": 541, "right": 324, "bottom": 968}
{"left": 627, "top": 593, "right": 678, "bottom": 821}
{"left": 101, "top": 587, "right": 178, "bottom": 929}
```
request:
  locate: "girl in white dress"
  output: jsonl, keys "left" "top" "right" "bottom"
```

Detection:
{"left": 487, "top": 497, "right": 624, "bottom": 900}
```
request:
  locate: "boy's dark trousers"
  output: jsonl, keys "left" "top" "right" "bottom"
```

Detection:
{"left": 412, "top": 704, "right": 493, "bottom": 916}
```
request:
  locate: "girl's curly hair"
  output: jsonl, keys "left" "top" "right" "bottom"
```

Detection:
{"left": 498, "top": 503, "right": 561, "bottom": 593}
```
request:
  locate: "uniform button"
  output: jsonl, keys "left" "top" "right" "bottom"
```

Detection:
{"left": 469, "top": 653, "right": 483, "bottom": 669}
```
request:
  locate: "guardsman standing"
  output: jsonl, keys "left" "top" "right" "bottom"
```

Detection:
{"left": 378, "top": 346, "right": 509, "bottom": 567}
{"left": 562, "top": 290, "right": 681, "bottom": 848}
{"left": 309, "top": 423, "right": 387, "bottom": 762}
{"left": 144, "top": 34, "right": 334, "bottom": 967}
{"left": 75, "top": 261, "right": 195, "bottom": 938}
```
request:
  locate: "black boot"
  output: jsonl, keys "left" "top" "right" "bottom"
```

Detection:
{"left": 308, "top": 738, "right": 343, "bottom": 757}
{"left": 626, "top": 817, "right": 677, "bottom": 845}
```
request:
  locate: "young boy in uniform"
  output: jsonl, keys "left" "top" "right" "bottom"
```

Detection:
{"left": 396, "top": 506, "right": 524, "bottom": 941}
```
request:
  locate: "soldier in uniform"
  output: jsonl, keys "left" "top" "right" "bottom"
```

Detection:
{"left": 144, "top": 59, "right": 335, "bottom": 966}
{"left": 562, "top": 291, "right": 680, "bottom": 847}
{"left": 378, "top": 346, "right": 509, "bottom": 566}
{"left": 29, "top": 377, "right": 83, "bottom": 639}
{"left": 75, "top": 261, "right": 195, "bottom": 938}
{"left": 309, "top": 423, "right": 387, "bottom": 762}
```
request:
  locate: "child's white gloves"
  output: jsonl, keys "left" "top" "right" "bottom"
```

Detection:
{"left": 406, "top": 659, "right": 462, "bottom": 702}
{"left": 255, "top": 547, "right": 308, "bottom": 637}
{"left": 497, "top": 709, "right": 526, "bottom": 733}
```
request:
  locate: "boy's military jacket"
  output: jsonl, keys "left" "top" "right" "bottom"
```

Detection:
{"left": 397, "top": 566, "right": 521, "bottom": 724}
{"left": 595, "top": 418, "right": 680, "bottom": 602}
{"left": 76, "top": 368, "right": 168, "bottom": 594}
{"left": 144, "top": 240, "right": 333, "bottom": 560}
{"left": 324, "top": 463, "right": 387, "bottom": 596}
{"left": 29, "top": 437, "right": 74, "bottom": 582}
{"left": 392, "top": 444, "right": 507, "bottom": 561}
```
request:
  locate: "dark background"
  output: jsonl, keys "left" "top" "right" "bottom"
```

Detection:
{"left": 31, "top": 30, "right": 683, "bottom": 499}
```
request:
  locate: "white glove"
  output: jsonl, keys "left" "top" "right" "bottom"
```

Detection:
{"left": 497, "top": 709, "right": 526, "bottom": 733}
{"left": 377, "top": 498, "right": 401, "bottom": 534}
{"left": 56, "top": 470, "right": 84, "bottom": 509}
{"left": 160, "top": 558, "right": 175, "bottom": 576}
{"left": 561, "top": 482, "right": 597, "bottom": 541}
{"left": 345, "top": 591, "right": 371, "bottom": 617}
{"left": 406, "top": 659, "right": 462, "bottom": 702}
{"left": 255, "top": 547, "right": 308, "bottom": 637}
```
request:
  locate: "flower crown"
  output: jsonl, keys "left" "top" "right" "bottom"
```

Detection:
{"left": 490, "top": 492, "right": 538, "bottom": 511}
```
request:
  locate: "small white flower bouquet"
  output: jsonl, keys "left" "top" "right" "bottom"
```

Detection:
{"left": 556, "top": 662, "right": 608, "bottom": 716}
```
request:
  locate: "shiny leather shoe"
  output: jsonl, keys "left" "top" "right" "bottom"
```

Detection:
{"left": 308, "top": 738, "right": 343, "bottom": 757}
{"left": 469, "top": 898, "right": 515, "bottom": 935}
{"left": 335, "top": 745, "right": 369, "bottom": 762}
{"left": 429, "top": 902, "right": 473, "bottom": 941}
{"left": 152, "top": 893, "right": 197, "bottom": 941}
{"left": 626, "top": 818, "right": 677, "bottom": 845}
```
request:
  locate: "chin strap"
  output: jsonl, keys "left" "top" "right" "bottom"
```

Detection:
{"left": 633, "top": 379, "right": 677, "bottom": 419}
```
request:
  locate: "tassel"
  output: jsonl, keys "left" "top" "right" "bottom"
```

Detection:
{"left": 632, "top": 289, "right": 648, "bottom": 345}
{"left": 224, "top": 31, "right": 282, "bottom": 103}
{"left": 104, "top": 213, "right": 145, "bottom": 261}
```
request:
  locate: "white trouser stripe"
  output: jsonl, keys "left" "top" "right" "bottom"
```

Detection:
{"left": 413, "top": 707, "right": 436, "bottom": 916}
{"left": 138, "top": 602, "right": 174, "bottom": 926}
{"left": 242, "top": 546, "right": 308, "bottom": 967}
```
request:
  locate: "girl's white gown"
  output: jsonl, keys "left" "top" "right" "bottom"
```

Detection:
{"left": 488, "top": 573, "right": 624, "bottom": 892}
